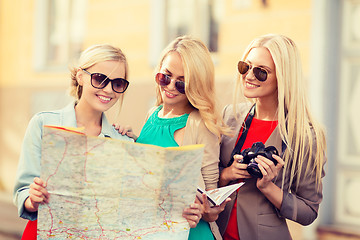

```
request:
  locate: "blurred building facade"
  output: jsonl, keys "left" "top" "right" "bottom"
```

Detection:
{"left": 0, "top": 0, "right": 359, "bottom": 239}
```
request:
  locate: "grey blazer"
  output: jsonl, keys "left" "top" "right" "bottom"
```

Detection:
{"left": 216, "top": 103, "right": 325, "bottom": 240}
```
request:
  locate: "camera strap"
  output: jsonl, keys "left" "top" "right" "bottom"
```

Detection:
{"left": 227, "top": 104, "right": 256, "bottom": 167}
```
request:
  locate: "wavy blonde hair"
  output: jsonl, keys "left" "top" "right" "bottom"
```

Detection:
{"left": 235, "top": 34, "right": 326, "bottom": 190}
{"left": 69, "top": 44, "right": 128, "bottom": 107}
{"left": 155, "top": 36, "right": 231, "bottom": 139}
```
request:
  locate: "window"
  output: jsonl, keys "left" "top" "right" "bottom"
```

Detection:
{"left": 165, "top": 0, "right": 220, "bottom": 52}
{"left": 34, "top": 0, "right": 86, "bottom": 70}
{"left": 336, "top": 0, "right": 360, "bottom": 226}
{"left": 149, "top": 0, "right": 222, "bottom": 66}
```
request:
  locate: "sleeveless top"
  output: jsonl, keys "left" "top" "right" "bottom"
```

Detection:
{"left": 136, "top": 105, "right": 215, "bottom": 240}
{"left": 136, "top": 105, "right": 189, "bottom": 147}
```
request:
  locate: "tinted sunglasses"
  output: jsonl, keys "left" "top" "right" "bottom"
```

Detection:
{"left": 82, "top": 69, "right": 129, "bottom": 93}
{"left": 238, "top": 61, "right": 268, "bottom": 82}
{"left": 155, "top": 73, "right": 185, "bottom": 94}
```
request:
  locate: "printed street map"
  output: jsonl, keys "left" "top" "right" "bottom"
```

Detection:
{"left": 37, "top": 126, "right": 204, "bottom": 240}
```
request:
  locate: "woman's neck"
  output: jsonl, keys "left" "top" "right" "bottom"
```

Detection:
{"left": 160, "top": 103, "right": 193, "bottom": 118}
{"left": 254, "top": 99, "right": 278, "bottom": 121}
{"left": 74, "top": 101, "right": 102, "bottom": 136}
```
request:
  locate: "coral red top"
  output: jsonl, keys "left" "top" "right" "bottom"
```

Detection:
{"left": 223, "top": 118, "right": 278, "bottom": 240}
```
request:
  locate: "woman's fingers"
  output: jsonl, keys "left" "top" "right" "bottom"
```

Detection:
{"left": 231, "top": 155, "right": 252, "bottom": 179}
{"left": 182, "top": 203, "right": 201, "bottom": 228}
{"left": 112, "top": 124, "right": 133, "bottom": 135}
{"left": 34, "top": 177, "right": 46, "bottom": 187}
{"left": 202, "top": 193, "right": 211, "bottom": 214}
{"left": 233, "top": 154, "right": 243, "bottom": 164}
{"left": 272, "top": 154, "right": 285, "bottom": 168}
{"left": 219, "top": 197, "right": 231, "bottom": 210}
{"left": 30, "top": 177, "right": 50, "bottom": 203}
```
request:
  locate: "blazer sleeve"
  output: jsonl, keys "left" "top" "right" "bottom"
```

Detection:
{"left": 197, "top": 120, "right": 220, "bottom": 190}
{"left": 278, "top": 135, "right": 326, "bottom": 226}
{"left": 13, "top": 113, "right": 44, "bottom": 220}
{"left": 184, "top": 111, "right": 220, "bottom": 190}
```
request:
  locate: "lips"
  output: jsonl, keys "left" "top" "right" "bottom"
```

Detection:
{"left": 97, "top": 95, "right": 112, "bottom": 103}
{"left": 163, "top": 89, "right": 177, "bottom": 98}
{"left": 245, "top": 81, "right": 260, "bottom": 89}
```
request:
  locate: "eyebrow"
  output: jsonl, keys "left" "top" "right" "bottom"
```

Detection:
{"left": 164, "top": 68, "right": 184, "bottom": 81}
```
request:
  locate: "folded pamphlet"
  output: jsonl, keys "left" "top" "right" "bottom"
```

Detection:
{"left": 197, "top": 182, "right": 245, "bottom": 206}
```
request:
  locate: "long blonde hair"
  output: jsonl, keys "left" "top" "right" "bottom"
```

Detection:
{"left": 69, "top": 44, "right": 129, "bottom": 106}
{"left": 155, "top": 36, "right": 231, "bottom": 139}
{"left": 235, "top": 34, "right": 326, "bottom": 190}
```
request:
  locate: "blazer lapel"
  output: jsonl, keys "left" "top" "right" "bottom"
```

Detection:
{"left": 266, "top": 126, "right": 283, "bottom": 156}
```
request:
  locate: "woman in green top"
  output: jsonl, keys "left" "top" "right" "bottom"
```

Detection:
{"left": 120, "top": 36, "right": 232, "bottom": 239}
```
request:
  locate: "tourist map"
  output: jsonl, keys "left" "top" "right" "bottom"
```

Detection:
{"left": 37, "top": 126, "right": 204, "bottom": 239}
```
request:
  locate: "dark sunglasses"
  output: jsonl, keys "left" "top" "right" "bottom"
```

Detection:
{"left": 82, "top": 69, "right": 129, "bottom": 93}
{"left": 155, "top": 73, "right": 185, "bottom": 94}
{"left": 238, "top": 61, "right": 268, "bottom": 82}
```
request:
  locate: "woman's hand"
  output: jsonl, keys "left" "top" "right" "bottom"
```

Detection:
{"left": 219, "top": 154, "right": 251, "bottom": 187}
{"left": 256, "top": 154, "right": 285, "bottom": 190}
{"left": 196, "top": 193, "right": 231, "bottom": 222}
{"left": 254, "top": 154, "right": 285, "bottom": 209}
{"left": 113, "top": 124, "right": 138, "bottom": 140}
{"left": 182, "top": 203, "right": 202, "bottom": 228}
{"left": 24, "top": 177, "right": 49, "bottom": 212}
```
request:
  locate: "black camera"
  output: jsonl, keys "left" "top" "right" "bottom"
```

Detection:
{"left": 239, "top": 142, "right": 279, "bottom": 178}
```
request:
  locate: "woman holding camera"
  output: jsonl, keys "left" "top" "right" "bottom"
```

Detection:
{"left": 216, "top": 34, "right": 327, "bottom": 240}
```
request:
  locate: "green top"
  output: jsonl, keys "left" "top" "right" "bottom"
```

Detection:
{"left": 136, "top": 105, "right": 214, "bottom": 240}
{"left": 136, "top": 105, "right": 189, "bottom": 147}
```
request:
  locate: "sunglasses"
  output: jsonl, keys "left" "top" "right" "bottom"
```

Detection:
{"left": 238, "top": 61, "right": 268, "bottom": 82}
{"left": 155, "top": 73, "right": 185, "bottom": 94}
{"left": 82, "top": 69, "right": 129, "bottom": 93}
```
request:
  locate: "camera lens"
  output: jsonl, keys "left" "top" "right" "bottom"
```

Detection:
{"left": 247, "top": 162, "right": 263, "bottom": 178}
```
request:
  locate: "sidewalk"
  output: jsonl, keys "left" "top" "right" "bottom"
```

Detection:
{"left": 0, "top": 193, "right": 27, "bottom": 240}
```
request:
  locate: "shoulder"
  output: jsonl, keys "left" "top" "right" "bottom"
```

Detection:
{"left": 144, "top": 106, "right": 161, "bottom": 122}
{"left": 28, "top": 104, "right": 71, "bottom": 127}
{"left": 185, "top": 110, "right": 217, "bottom": 142}
{"left": 100, "top": 113, "right": 134, "bottom": 142}
{"left": 222, "top": 102, "right": 253, "bottom": 125}
{"left": 187, "top": 110, "right": 214, "bottom": 137}
{"left": 187, "top": 109, "right": 204, "bottom": 128}
{"left": 188, "top": 109, "right": 202, "bottom": 121}
{"left": 33, "top": 108, "right": 63, "bottom": 119}
{"left": 22, "top": 104, "right": 74, "bottom": 146}
{"left": 223, "top": 102, "right": 252, "bottom": 116}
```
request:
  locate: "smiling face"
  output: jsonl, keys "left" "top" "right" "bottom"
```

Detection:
{"left": 158, "top": 52, "right": 190, "bottom": 109}
{"left": 242, "top": 47, "right": 278, "bottom": 103}
{"left": 76, "top": 60, "right": 126, "bottom": 114}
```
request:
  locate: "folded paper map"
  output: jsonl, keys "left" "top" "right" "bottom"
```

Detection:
{"left": 37, "top": 125, "right": 204, "bottom": 240}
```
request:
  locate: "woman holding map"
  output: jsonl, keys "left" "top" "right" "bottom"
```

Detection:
{"left": 13, "top": 44, "right": 202, "bottom": 239}
{"left": 216, "top": 34, "right": 327, "bottom": 240}
{"left": 118, "top": 35, "right": 232, "bottom": 239}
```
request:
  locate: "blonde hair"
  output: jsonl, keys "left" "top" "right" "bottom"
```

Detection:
{"left": 235, "top": 34, "right": 326, "bottom": 190}
{"left": 155, "top": 36, "right": 231, "bottom": 139}
{"left": 69, "top": 44, "right": 128, "bottom": 104}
